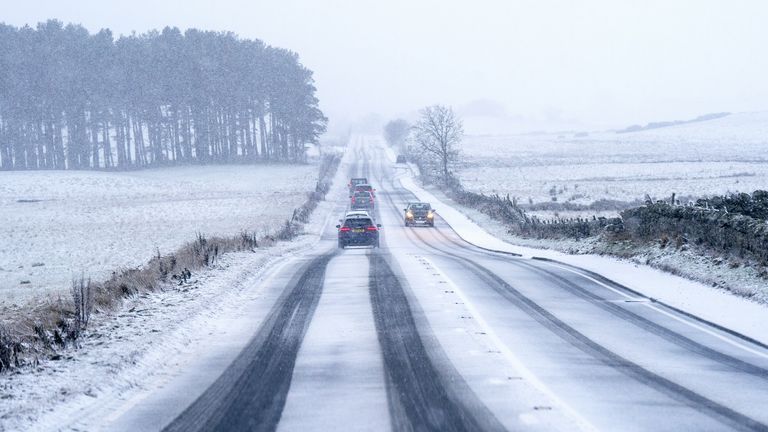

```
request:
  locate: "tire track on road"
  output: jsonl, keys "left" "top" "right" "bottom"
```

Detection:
{"left": 361, "top": 142, "right": 504, "bottom": 430}
{"left": 368, "top": 252, "right": 506, "bottom": 432}
{"left": 450, "top": 256, "right": 768, "bottom": 432}
{"left": 163, "top": 252, "right": 336, "bottom": 432}
{"left": 422, "top": 222, "right": 768, "bottom": 378}
{"left": 366, "top": 141, "right": 768, "bottom": 431}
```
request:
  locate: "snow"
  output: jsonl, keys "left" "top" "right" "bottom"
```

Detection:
{"left": 392, "top": 151, "right": 768, "bottom": 348}
{"left": 389, "top": 247, "right": 594, "bottom": 432}
{"left": 458, "top": 111, "right": 768, "bottom": 208}
{"left": 3, "top": 132, "right": 766, "bottom": 431}
{"left": 1, "top": 242, "right": 315, "bottom": 432}
{"left": 278, "top": 252, "right": 391, "bottom": 432}
{"left": 0, "top": 146, "right": 352, "bottom": 432}
{"left": 0, "top": 164, "right": 317, "bottom": 304}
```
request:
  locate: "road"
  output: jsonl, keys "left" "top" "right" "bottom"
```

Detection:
{"left": 106, "top": 136, "right": 768, "bottom": 432}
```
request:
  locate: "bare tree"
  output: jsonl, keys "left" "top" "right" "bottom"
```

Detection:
{"left": 413, "top": 105, "right": 463, "bottom": 181}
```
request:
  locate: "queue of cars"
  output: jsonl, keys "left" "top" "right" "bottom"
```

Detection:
{"left": 336, "top": 176, "right": 436, "bottom": 248}
{"left": 338, "top": 177, "right": 379, "bottom": 248}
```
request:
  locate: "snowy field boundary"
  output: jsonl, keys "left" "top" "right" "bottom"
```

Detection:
{"left": 384, "top": 143, "right": 768, "bottom": 347}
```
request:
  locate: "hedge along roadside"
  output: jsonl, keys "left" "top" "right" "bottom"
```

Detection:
{"left": 0, "top": 153, "right": 342, "bottom": 373}
{"left": 436, "top": 169, "right": 768, "bottom": 263}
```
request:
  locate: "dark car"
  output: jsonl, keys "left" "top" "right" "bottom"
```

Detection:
{"left": 404, "top": 202, "right": 435, "bottom": 227}
{"left": 396, "top": 154, "right": 407, "bottom": 163}
{"left": 337, "top": 214, "right": 380, "bottom": 248}
{"left": 351, "top": 190, "right": 374, "bottom": 211}
{"left": 349, "top": 178, "right": 368, "bottom": 196}
{"left": 352, "top": 183, "right": 375, "bottom": 198}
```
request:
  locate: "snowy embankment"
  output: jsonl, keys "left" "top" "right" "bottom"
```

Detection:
{"left": 384, "top": 145, "right": 768, "bottom": 347}
{"left": 0, "top": 149, "right": 350, "bottom": 431}
{"left": 0, "top": 164, "right": 317, "bottom": 304}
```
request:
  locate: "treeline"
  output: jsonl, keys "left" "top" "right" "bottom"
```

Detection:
{"left": 0, "top": 20, "right": 326, "bottom": 170}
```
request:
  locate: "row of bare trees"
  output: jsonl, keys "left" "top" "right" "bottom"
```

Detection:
{"left": 0, "top": 21, "right": 326, "bottom": 170}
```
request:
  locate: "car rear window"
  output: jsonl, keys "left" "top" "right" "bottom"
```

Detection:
{"left": 344, "top": 218, "right": 373, "bottom": 228}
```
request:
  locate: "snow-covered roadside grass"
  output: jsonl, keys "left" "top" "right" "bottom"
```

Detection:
{"left": 385, "top": 146, "right": 768, "bottom": 347}
{"left": 0, "top": 246, "right": 298, "bottom": 431}
{"left": 413, "top": 180, "right": 767, "bottom": 304}
{"left": 0, "top": 149, "right": 348, "bottom": 431}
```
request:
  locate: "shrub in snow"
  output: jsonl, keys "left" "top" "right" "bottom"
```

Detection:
{"left": 0, "top": 325, "right": 22, "bottom": 372}
{"left": 621, "top": 190, "right": 768, "bottom": 262}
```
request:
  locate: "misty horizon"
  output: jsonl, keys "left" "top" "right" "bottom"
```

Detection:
{"left": 4, "top": 0, "right": 768, "bottom": 135}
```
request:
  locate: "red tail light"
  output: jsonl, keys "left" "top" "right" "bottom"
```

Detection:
{"left": 340, "top": 227, "right": 351, "bottom": 232}
{"left": 366, "top": 226, "right": 378, "bottom": 231}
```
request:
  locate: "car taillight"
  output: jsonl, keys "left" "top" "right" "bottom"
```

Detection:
{"left": 366, "top": 226, "right": 378, "bottom": 231}
{"left": 340, "top": 227, "right": 351, "bottom": 232}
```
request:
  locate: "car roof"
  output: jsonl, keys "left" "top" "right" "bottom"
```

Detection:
{"left": 345, "top": 210, "right": 370, "bottom": 216}
{"left": 344, "top": 214, "right": 373, "bottom": 221}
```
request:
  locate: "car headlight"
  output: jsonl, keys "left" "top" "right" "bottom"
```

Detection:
{"left": 406, "top": 211, "right": 413, "bottom": 218}
{"left": 427, "top": 212, "right": 434, "bottom": 218}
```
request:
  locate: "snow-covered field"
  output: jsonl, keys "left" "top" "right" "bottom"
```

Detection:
{"left": 459, "top": 112, "right": 768, "bottom": 209}
{"left": 0, "top": 164, "right": 317, "bottom": 304}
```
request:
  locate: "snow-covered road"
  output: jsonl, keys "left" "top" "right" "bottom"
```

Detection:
{"left": 36, "top": 136, "right": 768, "bottom": 432}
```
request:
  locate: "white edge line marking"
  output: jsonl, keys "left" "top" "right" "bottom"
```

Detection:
{"left": 542, "top": 261, "right": 768, "bottom": 360}
{"left": 419, "top": 255, "right": 600, "bottom": 432}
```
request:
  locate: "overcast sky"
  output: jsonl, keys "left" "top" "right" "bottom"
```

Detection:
{"left": 4, "top": 0, "right": 768, "bottom": 133}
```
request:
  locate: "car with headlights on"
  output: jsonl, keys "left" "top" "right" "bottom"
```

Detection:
{"left": 337, "top": 213, "right": 380, "bottom": 248}
{"left": 404, "top": 202, "right": 435, "bottom": 227}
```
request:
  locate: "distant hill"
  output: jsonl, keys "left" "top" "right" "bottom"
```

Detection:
{"left": 617, "top": 112, "right": 731, "bottom": 133}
